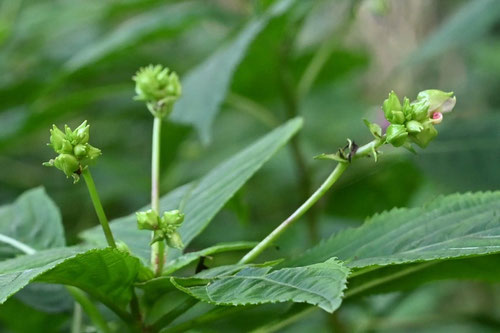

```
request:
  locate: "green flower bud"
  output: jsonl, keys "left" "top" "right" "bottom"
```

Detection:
{"left": 382, "top": 91, "right": 402, "bottom": 123}
{"left": 161, "top": 210, "right": 184, "bottom": 227}
{"left": 53, "top": 153, "right": 80, "bottom": 177}
{"left": 86, "top": 145, "right": 101, "bottom": 161}
{"left": 44, "top": 121, "right": 101, "bottom": 182}
{"left": 74, "top": 121, "right": 89, "bottom": 145}
{"left": 166, "top": 231, "right": 184, "bottom": 250}
{"left": 49, "top": 125, "right": 66, "bottom": 153}
{"left": 73, "top": 144, "right": 88, "bottom": 158}
{"left": 406, "top": 120, "right": 423, "bottom": 133}
{"left": 409, "top": 121, "right": 438, "bottom": 148}
{"left": 410, "top": 99, "right": 429, "bottom": 122}
{"left": 133, "top": 65, "right": 182, "bottom": 118}
{"left": 386, "top": 124, "right": 408, "bottom": 147}
{"left": 391, "top": 110, "right": 405, "bottom": 124}
{"left": 116, "top": 241, "right": 131, "bottom": 254}
{"left": 136, "top": 209, "right": 159, "bottom": 230}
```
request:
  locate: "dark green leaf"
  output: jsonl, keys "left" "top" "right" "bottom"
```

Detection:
{"left": 0, "top": 187, "right": 64, "bottom": 258}
{"left": 171, "top": 258, "right": 348, "bottom": 313}
{"left": 287, "top": 191, "right": 500, "bottom": 268}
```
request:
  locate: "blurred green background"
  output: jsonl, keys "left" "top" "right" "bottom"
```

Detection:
{"left": 1, "top": 0, "right": 500, "bottom": 331}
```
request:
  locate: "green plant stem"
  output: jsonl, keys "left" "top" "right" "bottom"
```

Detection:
{"left": 151, "top": 116, "right": 166, "bottom": 276}
{"left": 239, "top": 139, "right": 382, "bottom": 265}
{"left": 239, "top": 162, "right": 348, "bottom": 264}
{"left": 71, "top": 302, "right": 82, "bottom": 333}
{"left": 82, "top": 169, "right": 116, "bottom": 248}
{"left": 67, "top": 287, "right": 112, "bottom": 333}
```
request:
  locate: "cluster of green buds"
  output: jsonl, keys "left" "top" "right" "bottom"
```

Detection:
{"left": 383, "top": 90, "right": 456, "bottom": 148}
{"left": 43, "top": 121, "right": 101, "bottom": 183}
{"left": 136, "top": 209, "right": 185, "bottom": 249}
{"left": 133, "top": 64, "right": 182, "bottom": 118}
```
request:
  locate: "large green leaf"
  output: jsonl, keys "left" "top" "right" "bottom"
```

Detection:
{"left": 0, "top": 247, "right": 146, "bottom": 310}
{"left": 170, "top": 0, "right": 295, "bottom": 144}
{"left": 346, "top": 254, "right": 500, "bottom": 298}
{"left": 170, "top": 258, "right": 348, "bottom": 313}
{"left": 163, "top": 241, "right": 257, "bottom": 275}
{"left": 81, "top": 117, "right": 303, "bottom": 264}
{"left": 0, "top": 187, "right": 64, "bottom": 258}
{"left": 286, "top": 191, "right": 500, "bottom": 268}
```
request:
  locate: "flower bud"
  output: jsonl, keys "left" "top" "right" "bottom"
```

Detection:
{"left": 116, "top": 241, "right": 131, "bottom": 254}
{"left": 136, "top": 209, "right": 159, "bottom": 230}
{"left": 53, "top": 154, "right": 80, "bottom": 177}
{"left": 406, "top": 120, "right": 423, "bottom": 133}
{"left": 74, "top": 121, "right": 90, "bottom": 145}
{"left": 166, "top": 231, "right": 184, "bottom": 250}
{"left": 49, "top": 125, "right": 66, "bottom": 153}
{"left": 409, "top": 121, "right": 438, "bottom": 148}
{"left": 73, "top": 144, "right": 88, "bottom": 158}
{"left": 133, "top": 65, "right": 182, "bottom": 118}
{"left": 386, "top": 124, "right": 408, "bottom": 147}
{"left": 382, "top": 91, "right": 402, "bottom": 123}
{"left": 161, "top": 210, "right": 184, "bottom": 227}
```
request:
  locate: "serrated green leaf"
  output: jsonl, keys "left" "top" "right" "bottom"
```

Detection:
{"left": 163, "top": 241, "right": 257, "bottom": 275}
{"left": 0, "top": 247, "right": 145, "bottom": 310}
{"left": 170, "top": 0, "right": 295, "bottom": 144}
{"left": 347, "top": 254, "right": 500, "bottom": 298}
{"left": 171, "top": 258, "right": 349, "bottom": 313}
{"left": 81, "top": 118, "right": 303, "bottom": 265}
{"left": 0, "top": 187, "right": 65, "bottom": 258}
{"left": 287, "top": 191, "right": 500, "bottom": 268}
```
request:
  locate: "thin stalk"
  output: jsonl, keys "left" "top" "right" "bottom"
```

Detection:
{"left": 82, "top": 169, "right": 116, "bottom": 248}
{"left": 71, "top": 302, "right": 82, "bottom": 333}
{"left": 66, "top": 287, "right": 112, "bottom": 333}
{"left": 151, "top": 116, "right": 166, "bottom": 276}
{"left": 239, "top": 162, "right": 348, "bottom": 264}
{"left": 239, "top": 139, "right": 382, "bottom": 265}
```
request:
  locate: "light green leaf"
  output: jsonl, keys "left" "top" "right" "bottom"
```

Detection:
{"left": 287, "top": 191, "right": 500, "bottom": 268}
{"left": 0, "top": 187, "right": 64, "bottom": 258}
{"left": 171, "top": 258, "right": 348, "bottom": 313}
{"left": 170, "top": 0, "right": 295, "bottom": 144}
{"left": 0, "top": 247, "right": 146, "bottom": 310}
{"left": 81, "top": 118, "right": 303, "bottom": 265}
{"left": 163, "top": 241, "right": 257, "bottom": 275}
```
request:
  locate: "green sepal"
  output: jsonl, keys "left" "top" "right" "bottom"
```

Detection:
{"left": 363, "top": 119, "right": 382, "bottom": 138}
{"left": 385, "top": 124, "right": 408, "bottom": 147}
{"left": 53, "top": 154, "right": 80, "bottom": 178}
{"left": 73, "top": 144, "right": 88, "bottom": 158}
{"left": 406, "top": 120, "right": 423, "bottom": 133}
{"left": 416, "top": 90, "right": 455, "bottom": 113}
{"left": 74, "top": 121, "right": 90, "bottom": 145}
{"left": 166, "top": 231, "right": 184, "bottom": 249}
{"left": 410, "top": 99, "right": 429, "bottom": 122}
{"left": 402, "top": 141, "right": 417, "bottom": 154}
{"left": 116, "top": 241, "right": 131, "bottom": 254}
{"left": 409, "top": 122, "right": 438, "bottom": 148}
{"left": 314, "top": 153, "right": 348, "bottom": 163}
